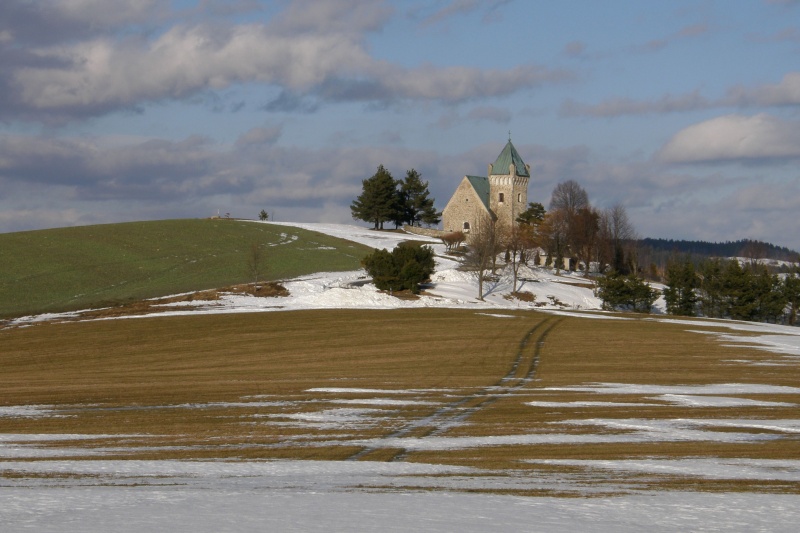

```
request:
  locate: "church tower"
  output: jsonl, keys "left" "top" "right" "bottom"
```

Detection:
{"left": 487, "top": 139, "right": 530, "bottom": 229}
{"left": 441, "top": 139, "right": 531, "bottom": 237}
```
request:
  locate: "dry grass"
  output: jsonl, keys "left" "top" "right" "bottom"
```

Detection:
{"left": 2, "top": 308, "right": 799, "bottom": 493}
{"left": 506, "top": 291, "right": 536, "bottom": 302}
{"left": 47, "top": 283, "right": 288, "bottom": 321}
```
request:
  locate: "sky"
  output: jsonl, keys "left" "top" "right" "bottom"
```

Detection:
{"left": 1, "top": 0, "right": 799, "bottom": 251}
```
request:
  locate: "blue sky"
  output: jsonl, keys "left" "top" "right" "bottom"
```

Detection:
{"left": 1, "top": 0, "right": 799, "bottom": 250}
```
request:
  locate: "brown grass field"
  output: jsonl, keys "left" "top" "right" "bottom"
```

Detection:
{"left": 1, "top": 308, "right": 799, "bottom": 494}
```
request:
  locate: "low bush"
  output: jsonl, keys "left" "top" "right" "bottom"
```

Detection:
{"left": 362, "top": 242, "right": 435, "bottom": 294}
{"left": 441, "top": 231, "right": 466, "bottom": 253}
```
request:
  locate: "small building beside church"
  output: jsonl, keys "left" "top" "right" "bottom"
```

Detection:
{"left": 442, "top": 140, "right": 530, "bottom": 237}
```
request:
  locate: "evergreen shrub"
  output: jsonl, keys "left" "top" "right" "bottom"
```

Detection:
{"left": 362, "top": 243, "right": 435, "bottom": 294}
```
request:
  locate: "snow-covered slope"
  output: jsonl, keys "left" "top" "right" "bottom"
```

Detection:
{"left": 225, "top": 222, "right": 603, "bottom": 312}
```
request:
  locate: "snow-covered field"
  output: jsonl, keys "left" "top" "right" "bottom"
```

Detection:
{"left": 4, "top": 222, "right": 800, "bottom": 532}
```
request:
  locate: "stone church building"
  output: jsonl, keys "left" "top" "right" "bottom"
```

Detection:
{"left": 442, "top": 140, "right": 530, "bottom": 237}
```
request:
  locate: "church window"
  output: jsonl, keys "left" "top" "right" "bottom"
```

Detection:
{"left": 498, "top": 193, "right": 505, "bottom": 203}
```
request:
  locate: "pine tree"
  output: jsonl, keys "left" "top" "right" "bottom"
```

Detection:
{"left": 399, "top": 169, "right": 440, "bottom": 227}
{"left": 596, "top": 271, "right": 658, "bottom": 313}
{"left": 784, "top": 269, "right": 800, "bottom": 326}
{"left": 752, "top": 265, "right": 786, "bottom": 323}
{"left": 664, "top": 256, "right": 698, "bottom": 316}
{"left": 722, "top": 260, "right": 757, "bottom": 320}
{"left": 350, "top": 165, "right": 400, "bottom": 230}
{"left": 516, "top": 202, "right": 545, "bottom": 226}
{"left": 699, "top": 259, "right": 725, "bottom": 318}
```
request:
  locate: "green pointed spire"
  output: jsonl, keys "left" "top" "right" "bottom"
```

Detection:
{"left": 490, "top": 140, "right": 529, "bottom": 177}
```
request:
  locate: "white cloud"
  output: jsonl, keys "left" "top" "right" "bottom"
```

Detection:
{"left": 560, "top": 91, "right": 710, "bottom": 117}
{"left": 657, "top": 114, "right": 800, "bottom": 164}
{"left": 633, "top": 177, "right": 800, "bottom": 249}
{"left": 9, "top": 8, "right": 568, "bottom": 120}
{"left": 235, "top": 126, "right": 283, "bottom": 148}
{"left": 15, "top": 24, "right": 373, "bottom": 111}
{"left": 466, "top": 106, "right": 511, "bottom": 123}
{"left": 54, "top": 0, "right": 164, "bottom": 27}
{"left": 417, "top": 0, "right": 511, "bottom": 27}
{"left": 375, "top": 63, "right": 568, "bottom": 103}
{"left": 273, "top": 0, "right": 393, "bottom": 35}
{"left": 3, "top": 134, "right": 799, "bottom": 250}
{"left": 561, "top": 72, "right": 800, "bottom": 118}
{"left": 726, "top": 72, "right": 800, "bottom": 107}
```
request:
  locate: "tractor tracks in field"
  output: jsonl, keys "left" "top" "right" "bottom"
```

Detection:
{"left": 347, "top": 315, "right": 564, "bottom": 462}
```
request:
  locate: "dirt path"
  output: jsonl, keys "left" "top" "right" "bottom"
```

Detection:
{"left": 348, "top": 315, "right": 565, "bottom": 461}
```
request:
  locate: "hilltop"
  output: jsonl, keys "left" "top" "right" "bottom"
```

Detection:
{"left": 5, "top": 221, "right": 608, "bottom": 328}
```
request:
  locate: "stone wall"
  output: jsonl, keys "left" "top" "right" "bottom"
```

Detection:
{"left": 403, "top": 225, "right": 446, "bottom": 239}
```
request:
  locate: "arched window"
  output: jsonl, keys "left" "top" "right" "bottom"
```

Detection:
{"left": 463, "top": 221, "right": 470, "bottom": 232}
{"left": 498, "top": 193, "right": 505, "bottom": 203}
{"left": 517, "top": 193, "right": 522, "bottom": 202}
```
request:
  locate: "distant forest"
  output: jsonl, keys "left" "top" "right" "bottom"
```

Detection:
{"left": 638, "top": 238, "right": 799, "bottom": 274}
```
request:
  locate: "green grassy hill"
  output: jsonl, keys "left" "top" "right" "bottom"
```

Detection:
{"left": 0, "top": 219, "right": 373, "bottom": 318}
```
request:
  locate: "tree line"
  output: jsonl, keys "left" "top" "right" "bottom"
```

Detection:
{"left": 640, "top": 238, "right": 799, "bottom": 263}
{"left": 485, "top": 179, "right": 639, "bottom": 277}
{"left": 664, "top": 256, "right": 800, "bottom": 325}
{"left": 350, "top": 165, "right": 440, "bottom": 230}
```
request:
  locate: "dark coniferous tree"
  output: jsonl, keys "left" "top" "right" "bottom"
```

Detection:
{"left": 362, "top": 242, "right": 435, "bottom": 294}
{"left": 596, "top": 271, "right": 658, "bottom": 313}
{"left": 516, "top": 202, "right": 546, "bottom": 226}
{"left": 721, "top": 260, "right": 757, "bottom": 321}
{"left": 663, "top": 256, "right": 698, "bottom": 316}
{"left": 784, "top": 269, "right": 800, "bottom": 326}
{"left": 398, "top": 169, "right": 440, "bottom": 227}
{"left": 699, "top": 259, "right": 725, "bottom": 318}
{"left": 698, "top": 259, "right": 789, "bottom": 323}
{"left": 351, "top": 165, "right": 400, "bottom": 230}
{"left": 752, "top": 266, "right": 787, "bottom": 323}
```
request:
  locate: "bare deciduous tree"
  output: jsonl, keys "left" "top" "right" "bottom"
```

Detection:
{"left": 549, "top": 180, "right": 589, "bottom": 216}
{"left": 505, "top": 223, "right": 539, "bottom": 293}
{"left": 546, "top": 180, "right": 591, "bottom": 270}
{"left": 247, "top": 242, "right": 264, "bottom": 285}
{"left": 569, "top": 207, "right": 600, "bottom": 272}
{"left": 599, "top": 204, "right": 637, "bottom": 274}
{"left": 540, "top": 209, "right": 569, "bottom": 270}
{"left": 464, "top": 215, "right": 503, "bottom": 300}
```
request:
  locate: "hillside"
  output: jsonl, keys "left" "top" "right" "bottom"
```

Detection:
{"left": 0, "top": 219, "right": 373, "bottom": 318}
{"left": 3, "top": 223, "right": 800, "bottom": 528}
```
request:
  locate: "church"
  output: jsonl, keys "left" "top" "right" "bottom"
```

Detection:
{"left": 441, "top": 139, "right": 530, "bottom": 237}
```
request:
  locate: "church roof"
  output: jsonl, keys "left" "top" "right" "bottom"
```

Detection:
{"left": 465, "top": 175, "right": 491, "bottom": 211}
{"left": 490, "top": 140, "right": 529, "bottom": 177}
